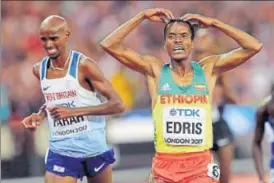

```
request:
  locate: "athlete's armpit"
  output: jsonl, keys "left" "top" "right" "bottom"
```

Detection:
{"left": 82, "top": 58, "right": 120, "bottom": 99}
{"left": 78, "top": 57, "right": 125, "bottom": 115}
{"left": 220, "top": 74, "right": 238, "bottom": 104}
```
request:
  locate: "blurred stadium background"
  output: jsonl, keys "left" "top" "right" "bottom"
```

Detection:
{"left": 2, "top": 1, "right": 274, "bottom": 183}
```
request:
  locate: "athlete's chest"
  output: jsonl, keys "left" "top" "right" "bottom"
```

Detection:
{"left": 46, "top": 68, "right": 68, "bottom": 79}
{"left": 45, "top": 67, "right": 92, "bottom": 92}
{"left": 170, "top": 70, "right": 194, "bottom": 87}
{"left": 41, "top": 77, "right": 78, "bottom": 109}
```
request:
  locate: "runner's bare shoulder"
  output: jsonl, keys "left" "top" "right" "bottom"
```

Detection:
{"left": 141, "top": 55, "right": 165, "bottom": 77}
{"left": 32, "top": 62, "right": 42, "bottom": 80}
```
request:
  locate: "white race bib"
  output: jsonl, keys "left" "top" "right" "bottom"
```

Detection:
{"left": 50, "top": 115, "right": 92, "bottom": 139}
{"left": 163, "top": 107, "right": 206, "bottom": 146}
{"left": 46, "top": 99, "right": 92, "bottom": 139}
{"left": 207, "top": 163, "right": 220, "bottom": 181}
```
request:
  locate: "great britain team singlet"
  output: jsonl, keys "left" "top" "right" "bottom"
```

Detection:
{"left": 152, "top": 61, "right": 213, "bottom": 153}
{"left": 40, "top": 50, "right": 109, "bottom": 158}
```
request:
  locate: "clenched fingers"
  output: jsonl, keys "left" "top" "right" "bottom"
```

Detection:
{"left": 21, "top": 115, "right": 37, "bottom": 129}
{"left": 48, "top": 107, "right": 61, "bottom": 120}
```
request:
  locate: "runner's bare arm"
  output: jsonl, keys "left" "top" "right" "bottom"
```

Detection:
{"left": 21, "top": 63, "right": 47, "bottom": 129}
{"left": 209, "top": 17, "right": 263, "bottom": 74}
{"left": 252, "top": 105, "right": 268, "bottom": 182}
{"left": 100, "top": 8, "right": 173, "bottom": 76}
{"left": 32, "top": 62, "right": 47, "bottom": 117}
{"left": 70, "top": 57, "right": 125, "bottom": 116}
{"left": 181, "top": 14, "right": 263, "bottom": 75}
{"left": 220, "top": 74, "right": 238, "bottom": 104}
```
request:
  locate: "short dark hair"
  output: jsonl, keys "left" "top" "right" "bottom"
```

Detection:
{"left": 164, "top": 19, "right": 195, "bottom": 40}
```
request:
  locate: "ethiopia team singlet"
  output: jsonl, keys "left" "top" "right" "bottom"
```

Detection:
{"left": 40, "top": 50, "right": 109, "bottom": 157}
{"left": 152, "top": 62, "right": 213, "bottom": 153}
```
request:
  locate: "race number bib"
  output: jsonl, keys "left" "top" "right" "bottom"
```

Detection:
{"left": 163, "top": 107, "right": 206, "bottom": 146}
{"left": 46, "top": 99, "right": 92, "bottom": 139}
{"left": 207, "top": 163, "right": 220, "bottom": 181}
{"left": 50, "top": 115, "right": 92, "bottom": 139}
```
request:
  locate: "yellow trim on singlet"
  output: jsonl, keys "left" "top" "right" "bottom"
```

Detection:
{"left": 152, "top": 95, "right": 213, "bottom": 153}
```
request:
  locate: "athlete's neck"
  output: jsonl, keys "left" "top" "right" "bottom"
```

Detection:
{"left": 170, "top": 60, "right": 192, "bottom": 77}
{"left": 52, "top": 48, "right": 70, "bottom": 68}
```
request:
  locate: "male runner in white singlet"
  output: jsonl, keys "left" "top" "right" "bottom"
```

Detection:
{"left": 21, "top": 15, "right": 125, "bottom": 183}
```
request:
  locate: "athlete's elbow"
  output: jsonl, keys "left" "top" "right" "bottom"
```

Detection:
{"left": 100, "top": 43, "right": 117, "bottom": 56}
{"left": 100, "top": 39, "right": 117, "bottom": 51}
{"left": 100, "top": 38, "right": 123, "bottom": 53}
{"left": 100, "top": 40, "right": 111, "bottom": 50}
{"left": 256, "top": 42, "right": 263, "bottom": 52}
{"left": 111, "top": 99, "right": 125, "bottom": 114}
{"left": 251, "top": 42, "right": 263, "bottom": 53}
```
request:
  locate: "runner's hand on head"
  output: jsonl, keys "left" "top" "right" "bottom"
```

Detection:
{"left": 180, "top": 13, "right": 215, "bottom": 28}
{"left": 21, "top": 113, "right": 44, "bottom": 131}
{"left": 143, "top": 8, "right": 174, "bottom": 23}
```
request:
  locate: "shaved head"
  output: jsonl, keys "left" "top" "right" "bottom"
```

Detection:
{"left": 40, "top": 15, "right": 70, "bottom": 35}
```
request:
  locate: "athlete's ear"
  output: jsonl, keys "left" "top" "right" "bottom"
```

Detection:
{"left": 66, "top": 31, "right": 70, "bottom": 37}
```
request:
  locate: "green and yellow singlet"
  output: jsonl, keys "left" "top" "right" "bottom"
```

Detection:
{"left": 152, "top": 61, "right": 213, "bottom": 153}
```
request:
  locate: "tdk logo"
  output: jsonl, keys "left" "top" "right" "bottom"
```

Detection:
{"left": 57, "top": 101, "right": 76, "bottom": 108}
{"left": 169, "top": 108, "right": 200, "bottom": 117}
{"left": 169, "top": 109, "right": 177, "bottom": 116}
